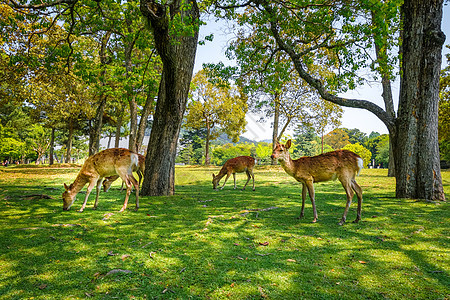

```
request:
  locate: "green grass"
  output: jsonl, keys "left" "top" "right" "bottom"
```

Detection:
{"left": 0, "top": 165, "right": 449, "bottom": 299}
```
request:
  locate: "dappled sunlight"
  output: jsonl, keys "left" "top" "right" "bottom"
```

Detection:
{"left": 0, "top": 165, "right": 448, "bottom": 298}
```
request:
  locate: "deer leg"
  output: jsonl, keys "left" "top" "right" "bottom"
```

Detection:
{"left": 298, "top": 183, "right": 307, "bottom": 219}
{"left": 339, "top": 180, "right": 355, "bottom": 226}
{"left": 305, "top": 180, "right": 317, "bottom": 223}
{"left": 233, "top": 173, "right": 237, "bottom": 189}
{"left": 93, "top": 178, "right": 104, "bottom": 210}
{"left": 79, "top": 179, "right": 97, "bottom": 212}
{"left": 251, "top": 170, "right": 255, "bottom": 191}
{"left": 242, "top": 170, "right": 251, "bottom": 190}
{"left": 220, "top": 173, "right": 232, "bottom": 190}
{"left": 127, "top": 174, "right": 140, "bottom": 210}
{"left": 137, "top": 170, "right": 143, "bottom": 189}
{"left": 351, "top": 179, "right": 363, "bottom": 223}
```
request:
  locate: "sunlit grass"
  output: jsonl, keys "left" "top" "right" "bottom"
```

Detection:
{"left": 0, "top": 165, "right": 448, "bottom": 299}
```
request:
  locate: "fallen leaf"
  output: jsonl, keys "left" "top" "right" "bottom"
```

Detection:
{"left": 38, "top": 284, "right": 47, "bottom": 290}
{"left": 107, "top": 251, "right": 118, "bottom": 256}
{"left": 358, "top": 261, "right": 367, "bottom": 264}
{"left": 259, "top": 241, "right": 269, "bottom": 246}
{"left": 230, "top": 282, "right": 235, "bottom": 287}
{"left": 287, "top": 259, "right": 296, "bottom": 262}
{"left": 234, "top": 243, "right": 240, "bottom": 246}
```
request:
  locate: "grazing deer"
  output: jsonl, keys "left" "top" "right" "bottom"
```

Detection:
{"left": 271, "top": 140, "right": 363, "bottom": 225}
{"left": 62, "top": 148, "right": 140, "bottom": 212}
{"left": 102, "top": 154, "right": 145, "bottom": 192}
{"left": 212, "top": 156, "right": 256, "bottom": 191}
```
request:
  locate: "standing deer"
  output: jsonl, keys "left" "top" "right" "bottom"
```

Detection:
{"left": 271, "top": 140, "right": 363, "bottom": 225}
{"left": 62, "top": 148, "right": 140, "bottom": 212}
{"left": 212, "top": 156, "right": 256, "bottom": 191}
{"left": 102, "top": 154, "right": 145, "bottom": 192}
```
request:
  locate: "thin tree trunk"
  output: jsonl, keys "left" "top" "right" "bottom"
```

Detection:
{"left": 271, "top": 93, "right": 280, "bottom": 165}
{"left": 136, "top": 88, "right": 155, "bottom": 153}
{"left": 128, "top": 94, "right": 138, "bottom": 152}
{"left": 65, "top": 119, "right": 73, "bottom": 163}
{"left": 115, "top": 104, "right": 124, "bottom": 148}
{"left": 89, "top": 31, "right": 111, "bottom": 156}
{"left": 49, "top": 127, "right": 55, "bottom": 165}
{"left": 204, "top": 117, "right": 211, "bottom": 166}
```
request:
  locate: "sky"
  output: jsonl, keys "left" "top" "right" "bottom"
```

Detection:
{"left": 193, "top": 4, "right": 450, "bottom": 142}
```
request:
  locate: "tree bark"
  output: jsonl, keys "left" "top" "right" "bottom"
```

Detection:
{"left": 395, "top": 0, "right": 445, "bottom": 200}
{"left": 65, "top": 119, "right": 73, "bottom": 163}
{"left": 49, "top": 127, "right": 55, "bottom": 165}
{"left": 140, "top": 0, "right": 199, "bottom": 196}
{"left": 204, "top": 116, "right": 211, "bottom": 166}
{"left": 115, "top": 104, "right": 124, "bottom": 148}
{"left": 128, "top": 94, "right": 138, "bottom": 152}
{"left": 271, "top": 93, "right": 280, "bottom": 165}
{"left": 135, "top": 88, "right": 155, "bottom": 153}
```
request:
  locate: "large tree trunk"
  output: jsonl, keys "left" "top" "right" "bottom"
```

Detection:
{"left": 140, "top": 0, "right": 199, "bottom": 196}
{"left": 395, "top": 0, "right": 445, "bottom": 200}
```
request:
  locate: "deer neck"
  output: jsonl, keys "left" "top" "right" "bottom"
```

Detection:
{"left": 278, "top": 155, "right": 296, "bottom": 177}
{"left": 69, "top": 173, "right": 89, "bottom": 197}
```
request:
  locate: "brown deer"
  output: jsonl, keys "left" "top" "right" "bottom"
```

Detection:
{"left": 62, "top": 148, "right": 140, "bottom": 212}
{"left": 102, "top": 154, "right": 145, "bottom": 192}
{"left": 271, "top": 140, "right": 363, "bottom": 225}
{"left": 212, "top": 156, "right": 256, "bottom": 191}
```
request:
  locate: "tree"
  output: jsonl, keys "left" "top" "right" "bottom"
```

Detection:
{"left": 185, "top": 70, "right": 247, "bottom": 165}
{"left": 215, "top": 0, "right": 445, "bottom": 201}
{"left": 343, "top": 128, "right": 369, "bottom": 145}
{"left": 324, "top": 128, "right": 350, "bottom": 150}
{"left": 140, "top": 0, "right": 200, "bottom": 195}
{"left": 342, "top": 143, "right": 372, "bottom": 168}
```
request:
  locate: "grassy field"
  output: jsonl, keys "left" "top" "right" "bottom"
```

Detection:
{"left": 0, "top": 164, "right": 449, "bottom": 299}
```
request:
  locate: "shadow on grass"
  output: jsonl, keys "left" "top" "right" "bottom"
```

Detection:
{"left": 0, "top": 167, "right": 448, "bottom": 299}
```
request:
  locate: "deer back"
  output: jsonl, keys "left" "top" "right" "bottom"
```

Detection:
{"left": 293, "top": 150, "right": 362, "bottom": 182}
{"left": 83, "top": 148, "right": 138, "bottom": 178}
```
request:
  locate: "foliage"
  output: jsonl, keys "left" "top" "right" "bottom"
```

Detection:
{"left": 324, "top": 128, "right": 350, "bottom": 150}
{"left": 211, "top": 143, "right": 254, "bottom": 165}
{"left": 254, "top": 142, "right": 272, "bottom": 164}
{"left": 186, "top": 70, "right": 247, "bottom": 142}
{"left": 342, "top": 143, "right": 372, "bottom": 168}
{"left": 0, "top": 166, "right": 448, "bottom": 299}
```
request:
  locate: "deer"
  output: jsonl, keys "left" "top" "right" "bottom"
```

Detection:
{"left": 212, "top": 156, "right": 256, "bottom": 191}
{"left": 62, "top": 148, "right": 140, "bottom": 213}
{"left": 102, "top": 154, "right": 145, "bottom": 192}
{"left": 271, "top": 140, "right": 363, "bottom": 225}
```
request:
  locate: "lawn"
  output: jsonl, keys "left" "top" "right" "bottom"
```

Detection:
{"left": 0, "top": 165, "right": 448, "bottom": 299}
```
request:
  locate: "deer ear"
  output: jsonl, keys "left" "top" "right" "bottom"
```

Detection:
{"left": 64, "top": 183, "right": 69, "bottom": 190}
{"left": 212, "top": 173, "right": 215, "bottom": 178}
{"left": 285, "top": 139, "right": 292, "bottom": 149}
